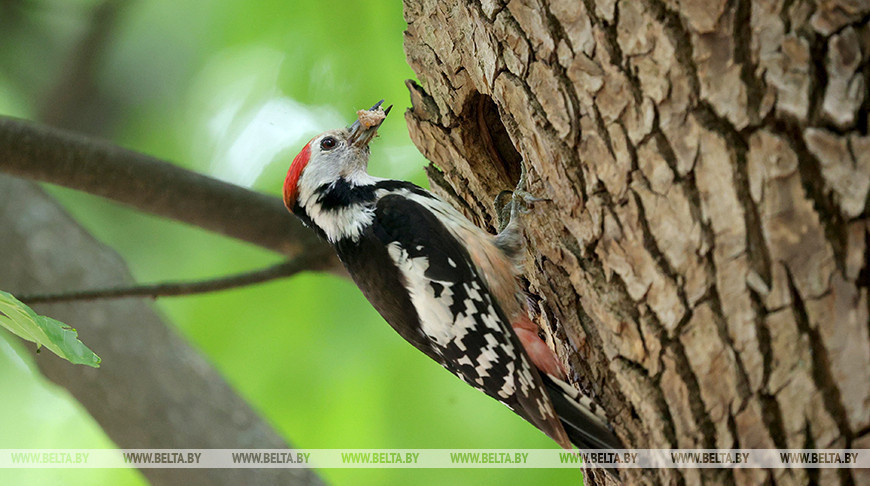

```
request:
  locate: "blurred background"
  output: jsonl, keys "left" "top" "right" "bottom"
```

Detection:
{"left": 0, "top": 0, "right": 575, "bottom": 484}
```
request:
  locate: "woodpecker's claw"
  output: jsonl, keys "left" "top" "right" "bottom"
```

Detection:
{"left": 495, "top": 190, "right": 550, "bottom": 233}
{"left": 494, "top": 163, "right": 550, "bottom": 233}
{"left": 511, "top": 162, "right": 550, "bottom": 214}
{"left": 514, "top": 190, "right": 550, "bottom": 209}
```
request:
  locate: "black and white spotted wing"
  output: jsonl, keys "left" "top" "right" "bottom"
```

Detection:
{"left": 335, "top": 192, "right": 567, "bottom": 442}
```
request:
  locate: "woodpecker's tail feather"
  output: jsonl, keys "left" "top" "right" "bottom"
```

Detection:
{"left": 543, "top": 374, "right": 623, "bottom": 450}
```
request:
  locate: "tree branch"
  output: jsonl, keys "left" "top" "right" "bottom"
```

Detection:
{"left": 0, "top": 175, "right": 323, "bottom": 485}
{"left": 0, "top": 115, "right": 339, "bottom": 271}
{"left": 16, "top": 257, "right": 328, "bottom": 304}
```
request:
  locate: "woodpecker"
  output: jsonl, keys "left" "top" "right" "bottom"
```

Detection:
{"left": 283, "top": 100, "right": 621, "bottom": 450}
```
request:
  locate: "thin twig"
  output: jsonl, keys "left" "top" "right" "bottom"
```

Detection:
{"left": 18, "top": 256, "right": 328, "bottom": 304}
{"left": 0, "top": 116, "right": 337, "bottom": 269}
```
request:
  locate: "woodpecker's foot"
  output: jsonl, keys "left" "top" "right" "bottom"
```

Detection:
{"left": 494, "top": 189, "right": 549, "bottom": 232}
{"left": 494, "top": 163, "right": 550, "bottom": 261}
{"left": 514, "top": 160, "right": 550, "bottom": 207}
{"left": 496, "top": 162, "right": 550, "bottom": 231}
{"left": 512, "top": 189, "right": 549, "bottom": 213}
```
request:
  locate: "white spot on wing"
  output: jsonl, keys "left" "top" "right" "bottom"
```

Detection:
{"left": 472, "top": 334, "right": 503, "bottom": 380}
{"left": 497, "top": 362, "right": 517, "bottom": 398}
{"left": 387, "top": 242, "right": 456, "bottom": 346}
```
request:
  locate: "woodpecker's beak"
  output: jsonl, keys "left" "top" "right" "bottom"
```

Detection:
{"left": 348, "top": 99, "right": 392, "bottom": 148}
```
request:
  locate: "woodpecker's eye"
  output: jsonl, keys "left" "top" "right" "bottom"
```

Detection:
{"left": 320, "top": 136, "right": 337, "bottom": 150}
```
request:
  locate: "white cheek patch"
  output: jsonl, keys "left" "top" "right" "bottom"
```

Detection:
{"left": 302, "top": 193, "right": 374, "bottom": 243}
{"left": 297, "top": 168, "right": 382, "bottom": 243}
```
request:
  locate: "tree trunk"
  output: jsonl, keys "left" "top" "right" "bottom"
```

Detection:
{"left": 402, "top": 1, "right": 870, "bottom": 485}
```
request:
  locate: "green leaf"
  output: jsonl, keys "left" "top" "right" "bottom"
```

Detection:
{"left": 0, "top": 291, "right": 101, "bottom": 368}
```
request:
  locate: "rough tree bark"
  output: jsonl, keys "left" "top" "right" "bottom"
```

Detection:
{"left": 403, "top": 1, "right": 870, "bottom": 485}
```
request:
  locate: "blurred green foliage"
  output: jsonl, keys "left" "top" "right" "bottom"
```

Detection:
{"left": 0, "top": 0, "right": 578, "bottom": 484}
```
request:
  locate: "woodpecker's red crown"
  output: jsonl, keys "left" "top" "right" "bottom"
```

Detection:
{"left": 283, "top": 139, "right": 312, "bottom": 210}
